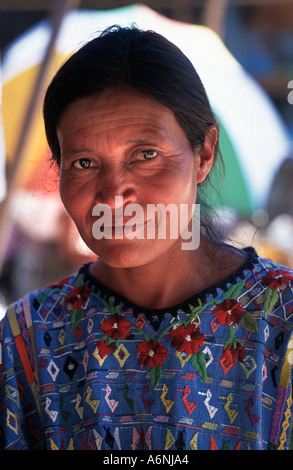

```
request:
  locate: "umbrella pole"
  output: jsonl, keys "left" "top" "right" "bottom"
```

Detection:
{"left": 0, "top": 0, "right": 81, "bottom": 277}
{"left": 201, "top": 0, "right": 229, "bottom": 38}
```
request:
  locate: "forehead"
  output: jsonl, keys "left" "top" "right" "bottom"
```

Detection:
{"left": 57, "top": 88, "right": 188, "bottom": 147}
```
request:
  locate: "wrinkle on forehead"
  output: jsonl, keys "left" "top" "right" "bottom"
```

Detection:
{"left": 57, "top": 89, "right": 191, "bottom": 158}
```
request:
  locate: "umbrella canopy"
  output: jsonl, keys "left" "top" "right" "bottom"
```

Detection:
{"left": 2, "top": 4, "right": 292, "bottom": 216}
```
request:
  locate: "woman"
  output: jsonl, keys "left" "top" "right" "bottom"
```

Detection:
{"left": 1, "top": 26, "right": 292, "bottom": 451}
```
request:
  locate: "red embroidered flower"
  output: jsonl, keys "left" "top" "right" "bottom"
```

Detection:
{"left": 97, "top": 339, "right": 116, "bottom": 358}
{"left": 220, "top": 342, "right": 245, "bottom": 369}
{"left": 169, "top": 323, "right": 205, "bottom": 355}
{"left": 65, "top": 284, "right": 91, "bottom": 309}
{"left": 262, "top": 269, "right": 293, "bottom": 289}
{"left": 213, "top": 299, "right": 244, "bottom": 326}
{"left": 137, "top": 340, "right": 169, "bottom": 368}
{"left": 100, "top": 313, "right": 131, "bottom": 340}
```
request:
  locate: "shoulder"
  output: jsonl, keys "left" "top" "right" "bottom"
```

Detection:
{"left": 1, "top": 267, "right": 89, "bottom": 333}
{"left": 251, "top": 252, "right": 293, "bottom": 301}
{"left": 240, "top": 251, "right": 293, "bottom": 371}
{"left": 243, "top": 251, "right": 293, "bottom": 318}
{"left": 219, "top": 249, "right": 293, "bottom": 345}
{"left": 237, "top": 247, "right": 293, "bottom": 292}
{"left": 23, "top": 269, "right": 81, "bottom": 307}
{"left": 252, "top": 251, "right": 293, "bottom": 281}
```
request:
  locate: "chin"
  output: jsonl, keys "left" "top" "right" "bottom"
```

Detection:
{"left": 86, "top": 236, "right": 177, "bottom": 270}
{"left": 85, "top": 238, "right": 152, "bottom": 269}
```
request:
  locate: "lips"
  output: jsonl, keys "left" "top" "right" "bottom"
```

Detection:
{"left": 93, "top": 218, "right": 149, "bottom": 240}
{"left": 106, "top": 220, "right": 148, "bottom": 235}
{"left": 103, "top": 219, "right": 147, "bottom": 228}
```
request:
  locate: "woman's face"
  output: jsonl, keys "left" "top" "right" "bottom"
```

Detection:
{"left": 57, "top": 88, "right": 214, "bottom": 268}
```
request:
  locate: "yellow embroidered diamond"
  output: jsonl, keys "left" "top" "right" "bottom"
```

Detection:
{"left": 58, "top": 329, "right": 66, "bottom": 345}
{"left": 93, "top": 346, "right": 107, "bottom": 366}
{"left": 114, "top": 343, "right": 130, "bottom": 367}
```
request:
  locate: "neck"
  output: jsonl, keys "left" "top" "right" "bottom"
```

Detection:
{"left": 89, "top": 238, "right": 247, "bottom": 310}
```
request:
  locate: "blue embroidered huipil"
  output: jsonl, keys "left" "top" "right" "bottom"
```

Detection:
{"left": 1, "top": 247, "right": 293, "bottom": 450}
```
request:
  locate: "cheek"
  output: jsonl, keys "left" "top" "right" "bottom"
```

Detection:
{"left": 59, "top": 176, "right": 90, "bottom": 223}
{"left": 59, "top": 177, "right": 73, "bottom": 213}
{"left": 164, "top": 162, "right": 197, "bottom": 204}
{"left": 149, "top": 157, "right": 196, "bottom": 202}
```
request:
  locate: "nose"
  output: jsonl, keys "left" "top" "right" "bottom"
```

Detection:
{"left": 94, "top": 165, "right": 138, "bottom": 209}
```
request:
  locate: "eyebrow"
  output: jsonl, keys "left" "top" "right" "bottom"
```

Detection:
{"left": 122, "top": 137, "right": 165, "bottom": 148}
{"left": 61, "top": 148, "right": 95, "bottom": 158}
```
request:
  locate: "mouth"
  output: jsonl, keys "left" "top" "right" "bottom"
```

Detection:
{"left": 102, "top": 219, "right": 148, "bottom": 229}
{"left": 112, "top": 220, "right": 148, "bottom": 233}
{"left": 93, "top": 219, "right": 150, "bottom": 240}
{"left": 104, "top": 220, "right": 147, "bottom": 227}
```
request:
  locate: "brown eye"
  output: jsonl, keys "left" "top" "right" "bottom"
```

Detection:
{"left": 73, "top": 158, "right": 92, "bottom": 169}
{"left": 140, "top": 150, "right": 158, "bottom": 160}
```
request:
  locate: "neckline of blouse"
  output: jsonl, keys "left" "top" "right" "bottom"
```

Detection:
{"left": 78, "top": 246, "right": 258, "bottom": 318}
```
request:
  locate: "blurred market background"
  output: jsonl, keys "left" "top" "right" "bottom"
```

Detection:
{"left": 0, "top": 0, "right": 293, "bottom": 320}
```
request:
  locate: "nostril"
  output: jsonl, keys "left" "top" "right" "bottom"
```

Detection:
{"left": 94, "top": 187, "right": 138, "bottom": 209}
{"left": 122, "top": 188, "right": 138, "bottom": 204}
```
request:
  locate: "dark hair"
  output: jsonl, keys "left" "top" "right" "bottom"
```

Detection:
{"left": 43, "top": 25, "right": 225, "bottom": 243}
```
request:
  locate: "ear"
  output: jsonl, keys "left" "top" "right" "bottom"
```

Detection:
{"left": 196, "top": 126, "right": 218, "bottom": 184}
